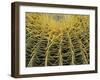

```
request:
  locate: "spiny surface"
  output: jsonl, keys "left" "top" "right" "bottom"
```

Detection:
{"left": 26, "top": 13, "right": 89, "bottom": 67}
